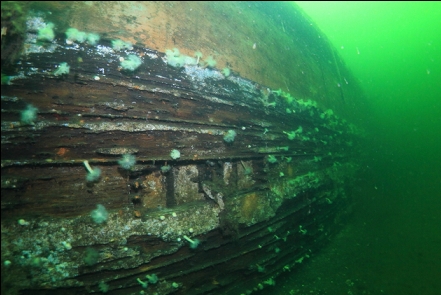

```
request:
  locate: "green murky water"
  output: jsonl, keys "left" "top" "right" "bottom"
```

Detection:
{"left": 271, "top": 2, "right": 441, "bottom": 294}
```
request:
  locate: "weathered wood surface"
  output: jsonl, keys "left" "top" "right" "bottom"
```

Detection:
{"left": 1, "top": 12, "right": 361, "bottom": 295}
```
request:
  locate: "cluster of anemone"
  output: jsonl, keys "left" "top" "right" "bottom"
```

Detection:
{"left": 112, "top": 39, "right": 133, "bottom": 51}
{"left": 65, "top": 28, "right": 100, "bottom": 45}
{"left": 118, "top": 154, "right": 136, "bottom": 170}
{"left": 165, "top": 48, "right": 219, "bottom": 69}
{"left": 165, "top": 48, "right": 196, "bottom": 68}
{"left": 120, "top": 55, "right": 142, "bottom": 71}
{"left": 53, "top": 62, "right": 70, "bottom": 76}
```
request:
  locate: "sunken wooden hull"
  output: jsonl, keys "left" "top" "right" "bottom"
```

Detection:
{"left": 1, "top": 3, "right": 362, "bottom": 295}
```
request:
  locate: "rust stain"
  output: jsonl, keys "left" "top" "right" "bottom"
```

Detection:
{"left": 56, "top": 147, "right": 69, "bottom": 157}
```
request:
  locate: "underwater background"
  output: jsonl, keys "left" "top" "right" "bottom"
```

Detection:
{"left": 274, "top": 2, "right": 441, "bottom": 294}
